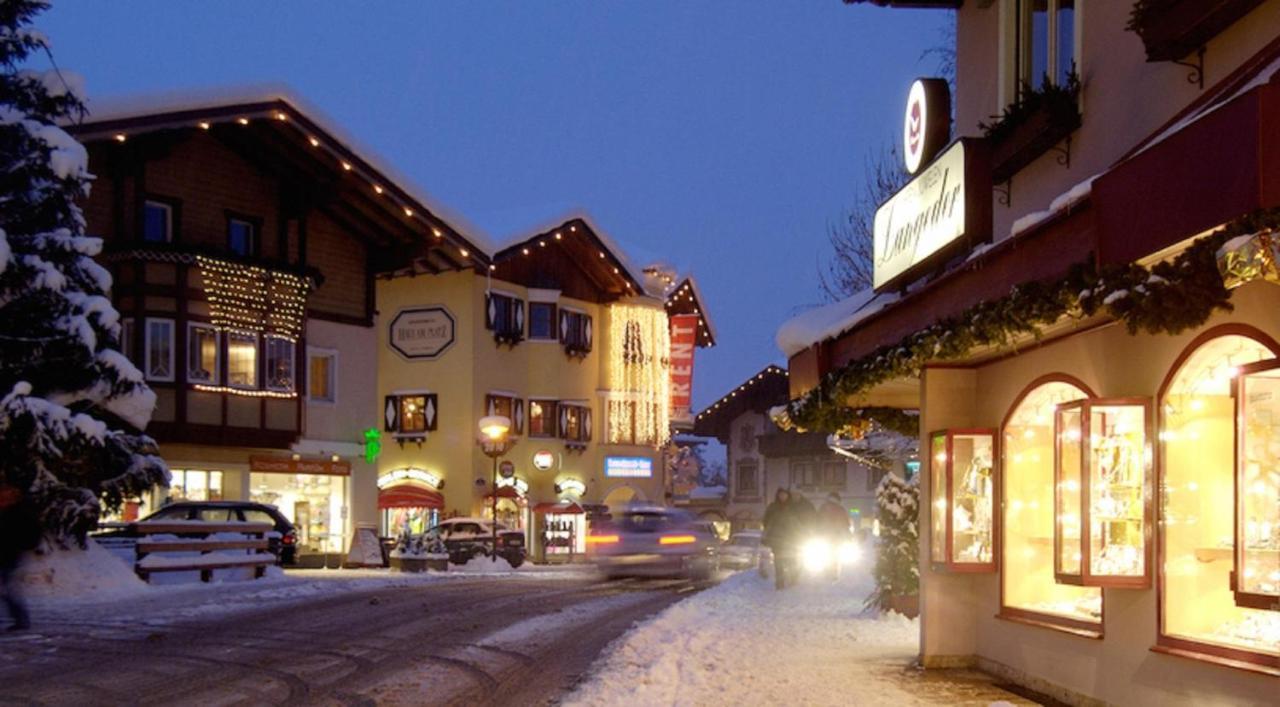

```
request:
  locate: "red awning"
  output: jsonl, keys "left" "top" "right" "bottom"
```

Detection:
{"left": 485, "top": 485, "right": 523, "bottom": 500}
{"left": 379, "top": 484, "right": 444, "bottom": 509}
{"left": 534, "top": 501, "right": 586, "bottom": 515}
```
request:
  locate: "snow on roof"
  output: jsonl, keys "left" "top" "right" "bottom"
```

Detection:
{"left": 78, "top": 83, "right": 497, "bottom": 255}
{"left": 775, "top": 289, "right": 899, "bottom": 358}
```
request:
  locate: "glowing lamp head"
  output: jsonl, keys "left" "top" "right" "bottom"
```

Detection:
{"left": 479, "top": 415, "right": 511, "bottom": 441}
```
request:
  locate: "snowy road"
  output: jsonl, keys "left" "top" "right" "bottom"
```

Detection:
{"left": 0, "top": 572, "right": 707, "bottom": 706}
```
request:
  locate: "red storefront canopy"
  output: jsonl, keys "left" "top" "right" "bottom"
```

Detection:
{"left": 533, "top": 501, "right": 586, "bottom": 515}
{"left": 379, "top": 485, "right": 444, "bottom": 509}
{"left": 485, "top": 485, "right": 523, "bottom": 501}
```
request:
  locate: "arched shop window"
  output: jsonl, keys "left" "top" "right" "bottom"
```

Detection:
{"left": 1158, "top": 327, "right": 1279, "bottom": 668}
{"left": 1001, "top": 376, "right": 1103, "bottom": 633}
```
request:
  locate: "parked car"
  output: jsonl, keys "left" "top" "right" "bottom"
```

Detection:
{"left": 424, "top": 517, "right": 526, "bottom": 568}
{"left": 718, "top": 530, "right": 768, "bottom": 571}
{"left": 94, "top": 501, "right": 298, "bottom": 565}
{"left": 587, "top": 506, "right": 718, "bottom": 580}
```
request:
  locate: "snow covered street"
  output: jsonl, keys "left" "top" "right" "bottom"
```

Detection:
{"left": 566, "top": 567, "right": 1040, "bottom": 707}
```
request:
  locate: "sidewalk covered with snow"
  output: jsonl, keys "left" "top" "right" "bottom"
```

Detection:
{"left": 566, "top": 568, "right": 1039, "bottom": 706}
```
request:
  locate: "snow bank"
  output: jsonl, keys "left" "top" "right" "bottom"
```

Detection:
{"left": 17, "top": 540, "right": 148, "bottom": 601}
{"left": 565, "top": 567, "right": 919, "bottom": 706}
{"left": 776, "top": 289, "right": 898, "bottom": 357}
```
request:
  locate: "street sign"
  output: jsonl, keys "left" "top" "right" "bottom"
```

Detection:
{"left": 499, "top": 460, "right": 515, "bottom": 479}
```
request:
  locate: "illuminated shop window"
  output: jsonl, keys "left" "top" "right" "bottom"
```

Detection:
{"left": 1001, "top": 380, "right": 1101, "bottom": 628}
{"left": 1161, "top": 334, "right": 1278, "bottom": 663}
{"left": 930, "top": 429, "right": 996, "bottom": 572}
{"left": 187, "top": 323, "right": 219, "bottom": 384}
{"left": 401, "top": 396, "right": 427, "bottom": 433}
{"left": 169, "top": 469, "right": 224, "bottom": 502}
{"left": 530, "top": 400, "right": 558, "bottom": 437}
{"left": 227, "top": 333, "right": 258, "bottom": 388}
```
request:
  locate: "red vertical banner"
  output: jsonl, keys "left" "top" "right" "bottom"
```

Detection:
{"left": 669, "top": 314, "right": 698, "bottom": 422}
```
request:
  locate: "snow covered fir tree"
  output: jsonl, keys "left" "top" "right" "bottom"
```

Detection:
{"left": 0, "top": 0, "right": 167, "bottom": 544}
{"left": 866, "top": 472, "right": 918, "bottom": 614}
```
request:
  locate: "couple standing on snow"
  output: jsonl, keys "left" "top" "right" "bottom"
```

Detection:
{"left": 0, "top": 483, "right": 40, "bottom": 632}
{"left": 762, "top": 488, "right": 849, "bottom": 590}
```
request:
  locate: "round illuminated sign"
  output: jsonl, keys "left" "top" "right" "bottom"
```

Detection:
{"left": 532, "top": 450, "right": 556, "bottom": 471}
{"left": 902, "top": 78, "right": 951, "bottom": 175}
{"left": 499, "top": 460, "right": 516, "bottom": 479}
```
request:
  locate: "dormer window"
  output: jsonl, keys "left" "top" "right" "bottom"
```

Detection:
{"left": 227, "top": 217, "right": 257, "bottom": 257}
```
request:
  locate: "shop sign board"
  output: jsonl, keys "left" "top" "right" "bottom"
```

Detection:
{"left": 669, "top": 314, "right": 699, "bottom": 422}
{"left": 605, "top": 456, "right": 653, "bottom": 478}
{"left": 532, "top": 450, "right": 556, "bottom": 471}
{"left": 496, "top": 476, "right": 529, "bottom": 495}
{"left": 873, "top": 137, "right": 991, "bottom": 292}
{"left": 250, "top": 455, "right": 351, "bottom": 476}
{"left": 903, "top": 78, "right": 951, "bottom": 175}
{"left": 499, "top": 460, "right": 516, "bottom": 479}
{"left": 377, "top": 467, "right": 443, "bottom": 489}
{"left": 556, "top": 478, "right": 586, "bottom": 496}
{"left": 389, "top": 306, "right": 456, "bottom": 360}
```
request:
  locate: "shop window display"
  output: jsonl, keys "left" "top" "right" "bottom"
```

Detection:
{"left": 929, "top": 429, "right": 996, "bottom": 571}
{"left": 1234, "top": 361, "right": 1280, "bottom": 611}
{"left": 544, "top": 512, "right": 585, "bottom": 556}
{"left": 1002, "top": 381, "right": 1102, "bottom": 627}
{"left": 250, "top": 473, "right": 346, "bottom": 555}
{"left": 1054, "top": 398, "right": 1152, "bottom": 588}
{"left": 1161, "top": 334, "right": 1279, "bottom": 664}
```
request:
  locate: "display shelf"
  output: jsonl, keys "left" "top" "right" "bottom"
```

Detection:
{"left": 1054, "top": 398, "right": 1153, "bottom": 588}
{"left": 1233, "top": 360, "right": 1280, "bottom": 611}
{"left": 929, "top": 428, "right": 997, "bottom": 572}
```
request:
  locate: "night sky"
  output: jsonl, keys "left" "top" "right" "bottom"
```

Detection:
{"left": 42, "top": 1, "right": 950, "bottom": 412}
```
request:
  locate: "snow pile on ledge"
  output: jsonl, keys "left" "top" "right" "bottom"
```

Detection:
{"left": 565, "top": 567, "right": 919, "bottom": 706}
{"left": 18, "top": 540, "right": 148, "bottom": 601}
{"left": 776, "top": 290, "right": 898, "bottom": 357}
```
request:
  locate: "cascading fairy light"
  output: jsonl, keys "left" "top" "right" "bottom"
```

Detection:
{"left": 606, "top": 303, "right": 671, "bottom": 447}
{"left": 195, "top": 255, "right": 310, "bottom": 342}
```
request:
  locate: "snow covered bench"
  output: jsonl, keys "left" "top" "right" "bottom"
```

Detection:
{"left": 132, "top": 521, "right": 275, "bottom": 583}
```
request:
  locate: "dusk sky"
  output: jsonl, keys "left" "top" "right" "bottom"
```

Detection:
{"left": 43, "top": 1, "right": 951, "bottom": 412}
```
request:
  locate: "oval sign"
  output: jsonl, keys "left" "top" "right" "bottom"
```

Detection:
{"left": 903, "top": 78, "right": 951, "bottom": 176}
{"left": 499, "top": 460, "right": 516, "bottom": 479}
{"left": 532, "top": 450, "right": 555, "bottom": 471}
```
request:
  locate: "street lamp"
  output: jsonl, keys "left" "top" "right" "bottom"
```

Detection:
{"left": 478, "top": 415, "right": 513, "bottom": 562}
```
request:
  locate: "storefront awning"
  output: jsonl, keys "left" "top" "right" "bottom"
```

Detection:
{"left": 379, "top": 484, "right": 444, "bottom": 509}
{"left": 534, "top": 501, "right": 586, "bottom": 514}
{"left": 486, "top": 485, "right": 523, "bottom": 501}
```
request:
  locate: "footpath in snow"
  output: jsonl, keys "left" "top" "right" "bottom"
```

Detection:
{"left": 565, "top": 568, "right": 1033, "bottom": 707}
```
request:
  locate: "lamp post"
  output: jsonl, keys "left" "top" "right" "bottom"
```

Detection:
{"left": 478, "top": 415, "right": 512, "bottom": 562}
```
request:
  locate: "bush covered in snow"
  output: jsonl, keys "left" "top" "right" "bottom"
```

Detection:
{"left": 866, "top": 472, "right": 919, "bottom": 612}
{"left": 390, "top": 528, "right": 447, "bottom": 560}
{"left": 0, "top": 1, "right": 168, "bottom": 543}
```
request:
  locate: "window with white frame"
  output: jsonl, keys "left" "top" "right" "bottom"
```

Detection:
{"left": 186, "top": 323, "right": 219, "bottom": 384}
{"left": 1015, "top": 0, "right": 1076, "bottom": 93}
{"left": 144, "top": 318, "right": 174, "bottom": 381}
{"left": 227, "top": 333, "right": 258, "bottom": 388}
{"left": 308, "top": 349, "right": 336, "bottom": 403}
{"left": 265, "top": 336, "right": 295, "bottom": 392}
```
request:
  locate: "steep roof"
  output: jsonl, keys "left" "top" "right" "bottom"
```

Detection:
{"left": 693, "top": 365, "right": 789, "bottom": 443}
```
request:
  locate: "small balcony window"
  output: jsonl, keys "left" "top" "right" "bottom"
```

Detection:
{"left": 227, "top": 333, "right": 258, "bottom": 389}
{"left": 144, "top": 318, "right": 174, "bottom": 382}
{"left": 187, "top": 323, "right": 219, "bottom": 384}
{"left": 265, "top": 336, "right": 295, "bottom": 392}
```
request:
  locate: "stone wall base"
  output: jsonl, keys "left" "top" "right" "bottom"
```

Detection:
{"left": 974, "top": 656, "right": 1109, "bottom": 707}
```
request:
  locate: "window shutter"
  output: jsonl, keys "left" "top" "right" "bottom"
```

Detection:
{"left": 514, "top": 299, "right": 525, "bottom": 335}
{"left": 384, "top": 396, "right": 399, "bottom": 432}
{"left": 559, "top": 310, "right": 569, "bottom": 343}
{"left": 584, "top": 407, "right": 592, "bottom": 441}
{"left": 485, "top": 293, "right": 495, "bottom": 330}
{"left": 425, "top": 393, "right": 439, "bottom": 431}
{"left": 514, "top": 398, "right": 525, "bottom": 435}
{"left": 584, "top": 316, "right": 593, "bottom": 351}
{"left": 486, "top": 395, "right": 496, "bottom": 416}
{"left": 559, "top": 405, "right": 569, "bottom": 439}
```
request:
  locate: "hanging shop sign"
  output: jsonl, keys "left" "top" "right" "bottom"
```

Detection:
{"left": 499, "top": 460, "right": 516, "bottom": 479}
{"left": 669, "top": 314, "right": 699, "bottom": 422}
{"left": 903, "top": 78, "right": 951, "bottom": 175}
{"left": 555, "top": 478, "right": 586, "bottom": 496}
{"left": 873, "top": 137, "right": 991, "bottom": 292}
{"left": 249, "top": 455, "right": 351, "bottom": 476}
{"left": 376, "top": 467, "right": 443, "bottom": 490}
{"left": 532, "top": 450, "right": 556, "bottom": 471}
{"left": 389, "top": 306, "right": 456, "bottom": 360}
{"left": 496, "top": 476, "right": 529, "bottom": 495}
{"left": 605, "top": 456, "right": 653, "bottom": 478}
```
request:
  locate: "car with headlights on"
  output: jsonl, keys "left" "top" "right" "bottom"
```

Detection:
{"left": 586, "top": 506, "right": 718, "bottom": 580}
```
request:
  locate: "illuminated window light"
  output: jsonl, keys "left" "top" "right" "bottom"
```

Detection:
{"left": 197, "top": 122, "right": 211, "bottom": 130}
{"left": 113, "top": 133, "right": 126, "bottom": 142}
{"left": 237, "top": 117, "right": 250, "bottom": 125}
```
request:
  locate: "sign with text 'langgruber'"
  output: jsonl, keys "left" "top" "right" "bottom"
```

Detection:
{"left": 389, "top": 306, "right": 456, "bottom": 360}
{"left": 605, "top": 456, "right": 653, "bottom": 478}
{"left": 873, "top": 138, "right": 991, "bottom": 292}
{"left": 669, "top": 314, "right": 699, "bottom": 422}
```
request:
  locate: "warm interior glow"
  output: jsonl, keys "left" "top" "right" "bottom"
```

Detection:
{"left": 479, "top": 415, "right": 511, "bottom": 441}
{"left": 606, "top": 304, "right": 671, "bottom": 447}
{"left": 1162, "top": 335, "right": 1277, "bottom": 656}
{"left": 1003, "top": 382, "right": 1101, "bottom": 623}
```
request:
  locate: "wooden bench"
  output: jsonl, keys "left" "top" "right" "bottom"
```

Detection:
{"left": 132, "top": 521, "right": 276, "bottom": 583}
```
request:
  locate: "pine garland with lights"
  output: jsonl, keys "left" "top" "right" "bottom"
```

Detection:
{"left": 789, "top": 208, "right": 1280, "bottom": 435}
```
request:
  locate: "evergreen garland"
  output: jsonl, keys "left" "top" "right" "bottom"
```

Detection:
{"left": 789, "top": 208, "right": 1280, "bottom": 434}
{"left": 980, "top": 68, "right": 1082, "bottom": 145}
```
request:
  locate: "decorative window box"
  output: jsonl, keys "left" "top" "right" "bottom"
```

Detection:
{"left": 1232, "top": 360, "right": 1280, "bottom": 611}
{"left": 1128, "top": 0, "right": 1266, "bottom": 62}
{"left": 1054, "top": 398, "right": 1153, "bottom": 588}
{"left": 989, "top": 102, "right": 1081, "bottom": 185}
{"left": 564, "top": 440, "right": 588, "bottom": 453}
{"left": 929, "top": 428, "right": 997, "bottom": 572}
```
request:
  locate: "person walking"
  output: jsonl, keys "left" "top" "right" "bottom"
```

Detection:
{"left": 818, "top": 492, "right": 851, "bottom": 581}
{"left": 0, "top": 483, "right": 40, "bottom": 632}
{"left": 762, "top": 488, "right": 798, "bottom": 590}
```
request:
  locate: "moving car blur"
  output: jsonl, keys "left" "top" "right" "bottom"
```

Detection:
{"left": 587, "top": 506, "right": 718, "bottom": 580}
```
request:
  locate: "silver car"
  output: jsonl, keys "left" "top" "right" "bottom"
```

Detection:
{"left": 718, "top": 530, "right": 768, "bottom": 571}
{"left": 587, "top": 507, "right": 718, "bottom": 580}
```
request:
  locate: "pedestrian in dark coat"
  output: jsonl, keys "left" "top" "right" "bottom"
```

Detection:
{"left": 0, "top": 483, "right": 41, "bottom": 631}
{"left": 762, "top": 488, "right": 797, "bottom": 589}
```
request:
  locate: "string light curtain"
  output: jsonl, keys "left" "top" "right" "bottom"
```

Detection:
{"left": 606, "top": 304, "right": 671, "bottom": 447}
{"left": 196, "top": 255, "right": 310, "bottom": 342}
